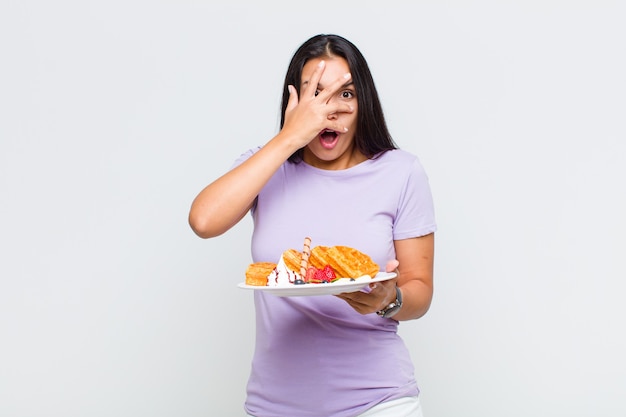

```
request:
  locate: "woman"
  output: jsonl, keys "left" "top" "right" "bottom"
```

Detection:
{"left": 189, "top": 34, "right": 436, "bottom": 417}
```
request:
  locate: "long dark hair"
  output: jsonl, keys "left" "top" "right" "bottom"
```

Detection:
{"left": 280, "top": 34, "right": 397, "bottom": 163}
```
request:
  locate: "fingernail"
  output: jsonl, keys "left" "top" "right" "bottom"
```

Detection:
{"left": 344, "top": 73, "right": 351, "bottom": 79}
{"left": 318, "top": 60, "right": 325, "bottom": 68}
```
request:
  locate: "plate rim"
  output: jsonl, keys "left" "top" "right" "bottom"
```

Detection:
{"left": 237, "top": 271, "right": 397, "bottom": 297}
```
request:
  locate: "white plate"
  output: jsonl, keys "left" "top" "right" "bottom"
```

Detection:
{"left": 237, "top": 272, "right": 397, "bottom": 297}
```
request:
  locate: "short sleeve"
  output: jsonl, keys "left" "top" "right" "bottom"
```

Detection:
{"left": 231, "top": 146, "right": 261, "bottom": 169}
{"left": 393, "top": 158, "right": 437, "bottom": 240}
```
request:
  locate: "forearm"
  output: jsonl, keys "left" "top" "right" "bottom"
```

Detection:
{"left": 394, "top": 279, "right": 433, "bottom": 321}
{"left": 188, "top": 133, "right": 299, "bottom": 238}
{"left": 392, "top": 234, "right": 435, "bottom": 321}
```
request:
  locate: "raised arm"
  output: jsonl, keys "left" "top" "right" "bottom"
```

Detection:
{"left": 188, "top": 60, "right": 354, "bottom": 238}
{"left": 188, "top": 134, "right": 297, "bottom": 238}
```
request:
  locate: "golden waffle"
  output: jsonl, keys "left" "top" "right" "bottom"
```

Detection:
{"left": 310, "top": 245, "right": 379, "bottom": 278}
{"left": 282, "top": 249, "right": 302, "bottom": 274}
{"left": 309, "top": 246, "right": 331, "bottom": 271}
{"left": 245, "top": 262, "right": 276, "bottom": 286}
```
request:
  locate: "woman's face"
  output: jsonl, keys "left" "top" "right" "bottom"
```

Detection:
{"left": 299, "top": 56, "right": 362, "bottom": 169}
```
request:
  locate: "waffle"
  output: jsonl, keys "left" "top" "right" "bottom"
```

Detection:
{"left": 245, "top": 262, "right": 276, "bottom": 286}
{"left": 282, "top": 248, "right": 303, "bottom": 274}
{"left": 309, "top": 245, "right": 379, "bottom": 278}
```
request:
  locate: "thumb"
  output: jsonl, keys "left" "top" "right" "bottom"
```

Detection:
{"left": 385, "top": 259, "right": 399, "bottom": 273}
{"left": 286, "top": 85, "right": 299, "bottom": 113}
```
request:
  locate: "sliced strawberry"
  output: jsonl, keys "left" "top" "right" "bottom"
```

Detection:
{"left": 312, "top": 267, "right": 327, "bottom": 283}
{"left": 323, "top": 264, "right": 337, "bottom": 282}
{"left": 305, "top": 266, "right": 317, "bottom": 283}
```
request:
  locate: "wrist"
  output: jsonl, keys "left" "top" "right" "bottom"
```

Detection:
{"left": 376, "top": 286, "right": 403, "bottom": 318}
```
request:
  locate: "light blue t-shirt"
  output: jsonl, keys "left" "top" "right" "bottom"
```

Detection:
{"left": 236, "top": 148, "right": 437, "bottom": 417}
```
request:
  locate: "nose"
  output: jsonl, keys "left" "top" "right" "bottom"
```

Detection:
{"left": 327, "top": 112, "right": 338, "bottom": 120}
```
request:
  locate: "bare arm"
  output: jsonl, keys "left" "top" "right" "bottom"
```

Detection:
{"left": 188, "top": 135, "right": 298, "bottom": 238}
{"left": 188, "top": 61, "right": 354, "bottom": 238}
{"left": 336, "top": 233, "right": 435, "bottom": 321}
{"left": 390, "top": 233, "right": 435, "bottom": 321}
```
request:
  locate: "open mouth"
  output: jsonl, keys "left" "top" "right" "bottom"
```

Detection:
{"left": 319, "top": 129, "right": 339, "bottom": 149}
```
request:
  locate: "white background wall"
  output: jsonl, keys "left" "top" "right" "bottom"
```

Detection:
{"left": 1, "top": 1, "right": 624, "bottom": 416}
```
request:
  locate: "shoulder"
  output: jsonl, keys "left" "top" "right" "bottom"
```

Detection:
{"left": 377, "top": 148, "right": 420, "bottom": 163}
{"left": 373, "top": 149, "right": 427, "bottom": 174}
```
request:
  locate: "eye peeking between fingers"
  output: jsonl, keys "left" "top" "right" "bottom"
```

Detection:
{"left": 314, "top": 88, "right": 354, "bottom": 99}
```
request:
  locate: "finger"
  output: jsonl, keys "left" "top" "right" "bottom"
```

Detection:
{"left": 317, "top": 71, "right": 352, "bottom": 104}
{"left": 325, "top": 104, "right": 355, "bottom": 133}
{"left": 336, "top": 292, "right": 364, "bottom": 303}
{"left": 335, "top": 294, "right": 371, "bottom": 313}
{"left": 338, "top": 290, "right": 371, "bottom": 306}
{"left": 325, "top": 102, "right": 355, "bottom": 116}
{"left": 385, "top": 259, "right": 399, "bottom": 273}
{"left": 302, "top": 60, "right": 326, "bottom": 98}
{"left": 285, "top": 85, "right": 299, "bottom": 113}
{"left": 360, "top": 284, "right": 374, "bottom": 294}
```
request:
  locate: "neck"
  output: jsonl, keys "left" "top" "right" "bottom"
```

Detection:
{"left": 303, "top": 148, "right": 368, "bottom": 170}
